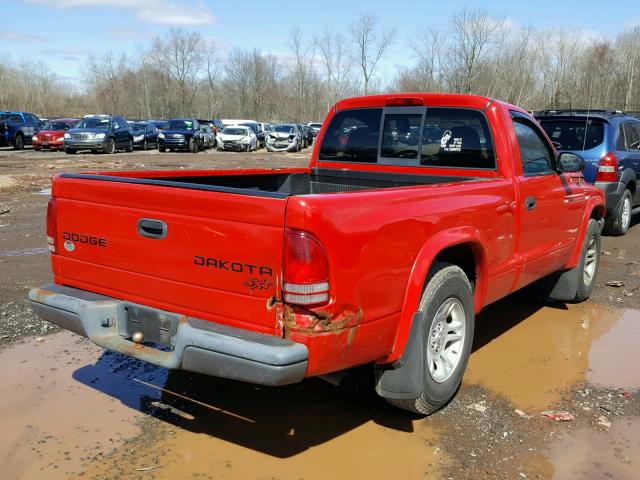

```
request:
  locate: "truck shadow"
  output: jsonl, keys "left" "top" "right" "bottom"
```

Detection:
{"left": 72, "top": 293, "right": 559, "bottom": 458}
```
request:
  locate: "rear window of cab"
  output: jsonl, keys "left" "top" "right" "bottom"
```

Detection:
{"left": 318, "top": 107, "right": 496, "bottom": 169}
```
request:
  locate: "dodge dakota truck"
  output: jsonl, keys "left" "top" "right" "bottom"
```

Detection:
{"left": 29, "top": 93, "right": 605, "bottom": 414}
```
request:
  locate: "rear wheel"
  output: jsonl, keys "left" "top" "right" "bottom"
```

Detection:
{"left": 386, "top": 262, "right": 474, "bottom": 415}
{"left": 13, "top": 134, "right": 24, "bottom": 150}
{"left": 573, "top": 219, "right": 601, "bottom": 302}
{"left": 603, "top": 190, "right": 632, "bottom": 236}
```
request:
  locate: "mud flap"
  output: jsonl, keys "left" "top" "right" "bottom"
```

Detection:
{"left": 544, "top": 267, "right": 579, "bottom": 302}
{"left": 375, "top": 311, "right": 425, "bottom": 400}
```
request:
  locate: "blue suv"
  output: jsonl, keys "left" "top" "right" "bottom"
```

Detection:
{"left": 536, "top": 110, "right": 640, "bottom": 235}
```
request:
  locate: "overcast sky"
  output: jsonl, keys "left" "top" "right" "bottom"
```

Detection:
{"left": 3, "top": 0, "right": 639, "bottom": 84}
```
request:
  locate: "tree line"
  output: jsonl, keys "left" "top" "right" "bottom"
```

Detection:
{"left": 1, "top": 10, "right": 640, "bottom": 122}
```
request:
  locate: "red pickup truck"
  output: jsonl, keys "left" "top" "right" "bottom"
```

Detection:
{"left": 30, "top": 94, "right": 605, "bottom": 414}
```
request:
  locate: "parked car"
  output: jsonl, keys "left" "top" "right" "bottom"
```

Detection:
{"left": 200, "top": 124, "right": 215, "bottom": 149}
{"left": 265, "top": 123, "right": 302, "bottom": 152}
{"left": 30, "top": 93, "right": 604, "bottom": 416}
{"left": 259, "top": 122, "right": 272, "bottom": 136}
{"left": 221, "top": 119, "right": 264, "bottom": 149}
{"left": 0, "top": 111, "right": 43, "bottom": 149}
{"left": 129, "top": 121, "right": 160, "bottom": 150}
{"left": 301, "top": 124, "right": 314, "bottom": 146}
{"left": 158, "top": 118, "right": 204, "bottom": 153}
{"left": 307, "top": 122, "right": 322, "bottom": 137}
{"left": 32, "top": 118, "right": 79, "bottom": 151}
{"left": 64, "top": 115, "right": 133, "bottom": 154}
{"left": 535, "top": 109, "right": 640, "bottom": 235}
{"left": 217, "top": 125, "right": 257, "bottom": 152}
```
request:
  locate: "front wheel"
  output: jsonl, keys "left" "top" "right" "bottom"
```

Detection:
{"left": 103, "top": 138, "right": 116, "bottom": 154}
{"left": 603, "top": 190, "right": 632, "bottom": 236}
{"left": 125, "top": 139, "right": 133, "bottom": 152}
{"left": 386, "top": 262, "right": 474, "bottom": 415}
{"left": 159, "top": 146, "right": 166, "bottom": 152}
{"left": 65, "top": 147, "right": 76, "bottom": 155}
{"left": 188, "top": 138, "right": 197, "bottom": 153}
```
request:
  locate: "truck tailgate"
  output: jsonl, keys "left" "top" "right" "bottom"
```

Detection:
{"left": 51, "top": 176, "right": 285, "bottom": 334}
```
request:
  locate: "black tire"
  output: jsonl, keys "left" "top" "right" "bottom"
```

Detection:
{"left": 90, "top": 149, "right": 98, "bottom": 154}
{"left": 188, "top": 138, "right": 197, "bottom": 153}
{"left": 603, "top": 190, "right": 632, "bottom": 236}
{"left": 125, "top": 138, "right": 133, "bottom": 152}
{"left": 386, "top": 262, "right": 475, "bottom": 415}
{"left": 159, "top": 146, "right": 166, "bottom": 152}
{"left": 573, "top": 219, "right": 601, "bottom": 302}
{"left": 103, "top": 138, "right": 115, "bottom": 154}
{"left": 13, "top": 134, "right": 24, "bottom": 150}
{"left": 65, "top": 147, "right": 76, "bottom": 155}
{"left": 143, "top": 140, "right": 148, "bottom": 150}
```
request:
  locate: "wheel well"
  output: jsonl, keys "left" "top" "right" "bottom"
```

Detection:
{"left": 590, "top": 205, "right": 605, "bottom": 220}
{"left": 432, "top": 243, "right": 478, "bottom": 290}
{"left": 627, "top": 181, "right": 636, "bottom": 197}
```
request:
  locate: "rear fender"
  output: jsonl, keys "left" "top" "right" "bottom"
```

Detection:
{"left": 563, "top": 195, "right": 605, "bottom": 270}
{"left": 380, "top": 226, "right": 488, "bottom": 365}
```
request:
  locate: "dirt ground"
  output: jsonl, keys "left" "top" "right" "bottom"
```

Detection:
{"left": 0, "top": 146, "right": 638, "bottom": 480}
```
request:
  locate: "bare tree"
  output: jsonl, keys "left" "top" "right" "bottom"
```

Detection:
{"left": 349, "top": 13, "right": 395, "bottom": 94}
{"left": 153, "top": 29, "right": 204, "bottom": 115}
{"left": 316, "top": 26, "right": 354, "bottom": 107}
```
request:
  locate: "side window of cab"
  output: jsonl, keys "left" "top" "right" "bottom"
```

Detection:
{"left": 510, "top": 112, "right": 556, "bottom": 175}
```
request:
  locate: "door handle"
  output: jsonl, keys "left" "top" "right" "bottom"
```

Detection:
{"left": 525, "top": 197, "right": 536, "bottom": 211}
{"left": 138, "top": 219, "right": 167, "bottom": 239}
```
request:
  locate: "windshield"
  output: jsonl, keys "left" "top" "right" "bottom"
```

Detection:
{"left": 540, "top": 120, "right": 605, "bottom": 150}
{"left": 132, "top": 122, "right": 147, "bottom": 131}
{"left": 43, "top": 121, "right": 76, "bottom": 130}
{"left": 274, "top": 125, "right": 295, "bottom": 134}
{"left": 240, "top": 123, "right": 258, "bottom": 133}
{"left": 222, "top": 127, "right": 247, "bottom": 135}
{"left": 309, "top": 124, "right": 322, "bottom": 129}
{"left": 168, "top": 120, "right": 194, "bottom": 130}
{"left": 77, "top": 117, "right": 110, "bottom": 129}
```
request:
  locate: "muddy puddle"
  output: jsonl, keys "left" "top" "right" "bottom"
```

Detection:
{"left": 465, "top": 301, "right": 636, "bottom": 411}
{"left": 0, "top": 300, "right": 638, "bottom": 479}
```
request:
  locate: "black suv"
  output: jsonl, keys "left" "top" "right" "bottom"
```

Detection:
{"left": 64, "top": 116, "right": 133, "bottom": 154}
{"left": 535, "top": 109, "right": 640, "bottom": 235}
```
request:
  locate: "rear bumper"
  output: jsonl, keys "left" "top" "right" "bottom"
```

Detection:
{"left": 594, "top": 181, "right": 625, "bottom": 212}
{"left": 29, "top": 283, "right": 308, "bottom": 386}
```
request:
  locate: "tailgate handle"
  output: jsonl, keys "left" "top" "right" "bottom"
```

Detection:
{"left": 138, "top": 219, "right": 167, "bottom": 239}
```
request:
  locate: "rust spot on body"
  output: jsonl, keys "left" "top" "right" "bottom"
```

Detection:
{"left": 281, "top": 304, "right": 363, "bottom": 335}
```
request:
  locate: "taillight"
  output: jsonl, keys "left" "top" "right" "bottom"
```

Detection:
{"left": 596, "top": 152, "right": 618, "bottom": 182}
{"left": 46, "top": 198, "right": 57, "bottom": 253}
{"left": 283, "top": 230, "right": 330, "bottom": 306}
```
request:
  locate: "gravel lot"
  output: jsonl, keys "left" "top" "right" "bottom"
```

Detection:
{"left": 0, "top": 146, "right": 638, "bottom": 480}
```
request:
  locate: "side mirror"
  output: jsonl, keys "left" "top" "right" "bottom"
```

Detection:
{"left": 558, "top": 152, "right": 585, "bottom": 173}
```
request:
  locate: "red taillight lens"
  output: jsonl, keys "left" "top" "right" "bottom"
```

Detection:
{"left": 46, "top": 198, "right": 57, "bottom": 253}
{"left": 596, "top": 152, "right": 618, "bottom": 182}
{"left": 283, "top": 230, "right": 329, "bottom": 306}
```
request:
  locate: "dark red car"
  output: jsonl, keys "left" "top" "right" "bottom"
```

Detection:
{"left": 32, "top": 118, "right": 79, "bottom": 151}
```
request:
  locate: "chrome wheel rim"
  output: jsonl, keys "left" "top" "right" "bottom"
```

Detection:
{"left": 426, "top": 298, "right": 466, "bottom": 383}
{"left": 621, "top": 197, "right": 631, "bottom": 231}
{"left": 583, "top": 235, "right": 597, "bottom": 286}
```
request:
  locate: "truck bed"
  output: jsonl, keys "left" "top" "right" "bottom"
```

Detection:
{"left": 59, "top": 168, "right": 479, "bottom": 198}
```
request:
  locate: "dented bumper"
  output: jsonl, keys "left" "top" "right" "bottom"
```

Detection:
{"left": 29, "top": 283, "right": 308, "bottom": 386}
